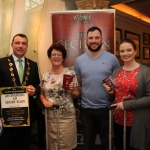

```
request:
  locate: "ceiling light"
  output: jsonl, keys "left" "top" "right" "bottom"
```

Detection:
{"left": 111, "top": 4, "right": 150, "bottom": 24}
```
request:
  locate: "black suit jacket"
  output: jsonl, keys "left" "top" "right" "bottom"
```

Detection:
{"left": 0, "top": 55, "right": 40, "bottom": 124}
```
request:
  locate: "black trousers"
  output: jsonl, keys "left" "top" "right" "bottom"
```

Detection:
{"left": 0, "top": 126, "right": 30, "bottom": 150}
{"left": 113, "top": 122, "right": 139, "bottom": 150}
{"left": 81, "top": 107, "right": 109, "bottom": 150}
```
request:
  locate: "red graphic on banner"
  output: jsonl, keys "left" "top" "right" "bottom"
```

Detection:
{"left": 52, "top": 11, "right": 115, "bottom": 67}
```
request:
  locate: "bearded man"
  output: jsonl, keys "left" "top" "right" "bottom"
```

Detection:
{"left": 74, "top": 26, "right": 120, "bottom": 150}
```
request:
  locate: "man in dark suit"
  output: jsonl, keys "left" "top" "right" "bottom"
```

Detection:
{"left": 0, "top": 34, "right": 40, "bottom": 150}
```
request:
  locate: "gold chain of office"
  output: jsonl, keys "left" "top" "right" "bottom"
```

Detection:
{"left": 8, "top": 58, "right": 30, "bottom": 86}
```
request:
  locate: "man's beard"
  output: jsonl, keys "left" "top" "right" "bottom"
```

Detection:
{"left": 87, "top": 43, "right": 103, "bottom": 52}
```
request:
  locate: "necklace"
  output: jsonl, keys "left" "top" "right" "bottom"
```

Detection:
{"left": 8, "top": 58, "right": 30, "bottom": 86}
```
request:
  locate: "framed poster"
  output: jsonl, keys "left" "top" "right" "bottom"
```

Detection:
{"left": 143, "top": 47, "right": 150, "bottom": 59}
{"left": 0, "top": 86, "right": 30, "bottom": 127}
{"left": 143, "top": 32, "right": 150, "bottom": 45}
{"left": 125, "top": 30, "right": 140, "bottom": 59}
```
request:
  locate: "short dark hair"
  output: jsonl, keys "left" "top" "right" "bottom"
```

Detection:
{"left": 87, "top": 26, "right": 102, "bottom": 36}
{"left": 12, "top": 34, "right": 28, "bottom": 44}
{"left": 119, "top": 38, "right": 137, "bottom": 50}
{"left": 47, "top": 43, "right": 67, "bottom": 59}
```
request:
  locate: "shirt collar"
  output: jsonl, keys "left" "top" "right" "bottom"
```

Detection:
{"left": 12, "top": 54, "right": 25, "bottom": 62}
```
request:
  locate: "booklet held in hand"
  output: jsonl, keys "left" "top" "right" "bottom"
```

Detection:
{"left": 62, "top": 74, "right": 73, "bottom": 89}
{"left": 102, "top": 75, "right": 118, "bottom": 90}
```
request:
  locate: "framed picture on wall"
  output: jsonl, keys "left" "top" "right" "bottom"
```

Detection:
{"left": 116, "top": 28, "right": 122, "bottom": 57}
{"left": 143, "top": 32, "right": 150, "bottom": 45}
{"left": 125, "top": 30, "right": 140, "bottom": 59}
{"left": 143, "top": 47, "right": 150, "bottom": 59}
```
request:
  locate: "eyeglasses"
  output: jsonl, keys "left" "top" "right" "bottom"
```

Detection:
{"left": 51, "top": 53, "right": 62, "bottom": 57}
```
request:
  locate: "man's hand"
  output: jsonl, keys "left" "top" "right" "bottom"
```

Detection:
{"left": 0, "top": 117, "right": 4, "bottom": 127}
{"left": 26, "top": 85, "right": 35, "bottom": 96}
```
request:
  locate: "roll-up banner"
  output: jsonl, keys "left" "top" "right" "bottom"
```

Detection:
{"left": 51, "top": 10, "right": 115, "bottom": 145}
{"left": 51, "top": 9, "right": 115, "bottom": 68}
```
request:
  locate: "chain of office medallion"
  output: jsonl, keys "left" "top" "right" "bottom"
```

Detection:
{"left": 8, "top": 58, "right": 30, "bottom": 86}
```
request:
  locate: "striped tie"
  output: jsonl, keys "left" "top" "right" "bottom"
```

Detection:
{"left": 18, "top": 59, "right": 23, "bottom": 84}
